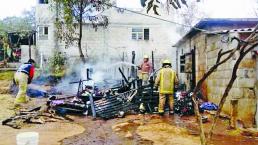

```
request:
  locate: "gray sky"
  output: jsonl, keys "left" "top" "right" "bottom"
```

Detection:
{"left": 0, "top": 0, "right": 36, "bottom": 19}
{"left": 0, "top": 0, "right": 256, "bottom": 19}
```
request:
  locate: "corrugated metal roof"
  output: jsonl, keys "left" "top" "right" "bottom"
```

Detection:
{"left": 174, "top": 18, "right": 258, "bottom": 47}
{"left": 206, "top": 27, "right": 258, "bottom": 34}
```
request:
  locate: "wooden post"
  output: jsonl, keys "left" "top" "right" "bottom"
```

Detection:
{"left": 131, "top": 51, "right": 136, "bottom": 78}
{"left": 89, "top": 94, "right": 96, "bottom": 119}
{"left": 152, "top": 51, "right": 155, "bottom": 72}
{"left": 28, "top": 33, "right": 31, "bottom": 59}
{"left": 230, "top": 99, "right": 238, "bottom": 129}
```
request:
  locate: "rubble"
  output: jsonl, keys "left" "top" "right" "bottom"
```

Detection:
{"left": 3, "top": 64, "right": 197, "bottom": 129}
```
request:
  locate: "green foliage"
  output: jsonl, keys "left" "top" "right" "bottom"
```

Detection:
{"left": 49, "top": 52, "right": 66, "bottom": 74}
{"left": 52, "top": 0, "right": 110, "bottom": 60}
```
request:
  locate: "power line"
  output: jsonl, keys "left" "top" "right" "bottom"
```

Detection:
{"left": 105, "top": 3, "right": 258, "bottom": 41}
{"left": 104, "top": 3, "right": 208, "bottom": 33}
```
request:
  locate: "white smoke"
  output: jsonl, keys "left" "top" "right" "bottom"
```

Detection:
{"left": 54, "top": 58, "right": 138, "bottom": 94}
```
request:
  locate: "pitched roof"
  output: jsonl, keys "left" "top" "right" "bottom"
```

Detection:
{"left": 174, "top": 18, "right": 258, "bottom": 47}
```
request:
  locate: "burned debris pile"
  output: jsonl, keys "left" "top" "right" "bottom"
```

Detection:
{"left": 2, "top": 106, "right": 68, "bottom": 129}
{"left": 2, "top": 65, "right": 197, "bottom": 129}
{"left": 94, "top": 89, "right": 138, "bottom": 119}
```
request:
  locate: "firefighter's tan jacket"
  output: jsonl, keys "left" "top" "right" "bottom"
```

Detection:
{"left": 155, "top": 66, "right": 178, "bottom": 94}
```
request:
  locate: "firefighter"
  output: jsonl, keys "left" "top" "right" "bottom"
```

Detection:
{"left": 138, "top": 55, "right": 152, "bottom": 85}
{"left": 154, "top": 59, "right": 178, "bottom": 115}
{"left": 14, "top": 59, "right": 35, "bottom": 107}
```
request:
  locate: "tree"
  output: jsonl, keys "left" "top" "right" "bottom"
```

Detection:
{"left": 53, "top": 0, "right": 110, "bottom": 63}
{"left": 175, "top": 0, "right": 207, "bottom": 34}
{"left": 145, "top": 0, "right": 201, "bottom": 15}
{"left": 0, "top": 8, "right": 36, "bottom": 62}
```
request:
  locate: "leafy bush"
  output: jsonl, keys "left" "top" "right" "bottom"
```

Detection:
{"left": 49, "top": 51, "right": 66, "bottom": 75}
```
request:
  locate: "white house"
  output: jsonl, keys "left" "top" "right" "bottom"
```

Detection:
{"left": 36, "top": 0, "right": 180, "bottom": 72}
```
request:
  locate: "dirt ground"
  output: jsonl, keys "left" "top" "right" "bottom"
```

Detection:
{"left": 61, "top": 114, "right": 258, "bottom": 145}
{"left": 0, "top": 94, "right": 85, "bottom": 145}
{"left": 0, "top": 94, "right": 258, "bottom": 145}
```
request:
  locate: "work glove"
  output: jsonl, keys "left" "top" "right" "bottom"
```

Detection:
{"left": 12, "top": 78, "right": 16, "bottom": 85}
{"left": 28, "top": 78, "right": 32, "bottom": 84}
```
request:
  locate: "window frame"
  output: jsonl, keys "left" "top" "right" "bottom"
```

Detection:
{"left": 131, "top": 27, "right": 149, "bottom": 41}
{"left": 38, "top": 0, "right": 48, "bottom": 4}
{"left": 38, "top": 26, "right": 49, "bottom": 40}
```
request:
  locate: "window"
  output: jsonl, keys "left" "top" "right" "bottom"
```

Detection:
{"left": 38, "top": 0, "right": 48, "bottom": 4}
{"left": 144, "top": 28, "right": 149, "bottom": 40}
{"left": 132, "top": 28, "right": 149, "bottom": 40}
{"left": 38, "top": 26, "right": 48, "bottom": 40}
{"left": 180, "top": 55, "right": 185, "bottom": 73}
{"left": 44, "top": 27, "right": 48, "bottom": 35}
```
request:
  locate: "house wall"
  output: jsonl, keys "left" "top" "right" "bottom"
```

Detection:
{"left": 177, "top": 32, "right": 257, "bottom": 127}
{"left": 177, "top": 33, "right": 208, "bottom": 95}
{"left": 35, "top": 1, "right": 179, "bottom": 72}
{"left": 177, "top": 38, "right": 192, "bottom": 90}
{"left": 20, "top": 45, "right": 37, "bottom": 63}
{"left": 206, "top": 33, "right": 257, "bottom": 127}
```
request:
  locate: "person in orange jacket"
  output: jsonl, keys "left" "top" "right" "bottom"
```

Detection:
{"left": 155, "top": 59, "right": 178, "bottom": 115}
{"left": 138, "top": 55, "right": 152, "bottom": 85}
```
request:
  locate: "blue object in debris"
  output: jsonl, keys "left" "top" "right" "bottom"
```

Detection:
{"left": 200, "top": 102, "right": 218, "bottom": 111}
{"left": 27, "top": 88, "right": 47, "bottom": 98}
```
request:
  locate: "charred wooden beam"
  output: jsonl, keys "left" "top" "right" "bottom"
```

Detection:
{"left": 119, "top": 67, "right": 129, "bottom": 84}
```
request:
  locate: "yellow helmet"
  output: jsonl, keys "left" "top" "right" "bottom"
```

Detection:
{"left": 162, "top": 59, "right": 171, "bottom": 64}
{"left": 143, "top": 55, "right": 149, "bottom": 59}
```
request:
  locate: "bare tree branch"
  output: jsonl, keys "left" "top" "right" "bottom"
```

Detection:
{"left": 208, "top": 24, "right": 258, "bottom": 140}
{"left": 191, "top": 40, "right": 239, "bottom": 145}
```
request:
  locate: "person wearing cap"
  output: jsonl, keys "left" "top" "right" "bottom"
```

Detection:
{"left": 154, "top": 59, "right": 178, "bottom": 115}
{"left": 138, "top": 55, "right": 152, "bottom": 85}
{"left": 14, "top": 59, "right": 35, "bottom": 107}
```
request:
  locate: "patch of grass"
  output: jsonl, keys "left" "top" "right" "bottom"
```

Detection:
{"left": 0, "top": 71, "right": 15, "bottom": 81}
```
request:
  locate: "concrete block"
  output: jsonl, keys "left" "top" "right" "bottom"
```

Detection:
{"left": 221, "top": 70, "right": 233, "bottom": 79}
{"left": 198, "top": 64, "right": 206, "bottom": 72}
{"left": 215, "top": 78, "right": 224, "bottom": 87}
{"left": 229, "top": 87, "right": 243, "bottom": 99}
{"left": 243, "top": 52, "right": 253, "bottom": 59}
{"left": 207, "top": 79, "right": 212, "bottom": 86}
{"left": 209, "top": 96, "right": 256, "bottom": 128}
{"left": 239, "top": 59, "right": 256, "bottom": 69}
{"left": 236, "top": 78, "right": 255, "bottom": 88}
{"left": 207, "top": 50, "right": 218, "bottom": 59}
{"left": 209, "top": 42, "right": 217, "bottom": 51}
{"left": 207, "top": 58, "right": 217, "bottom": 67}
{"left": 209, "top": 79, "right": 216, "bottom": 87}
{"left": 222, "top": 79, "right": 230, "bottom": 87}
{"left": 243, "top": 88, "right": 256, "bottom": 99}
{"left": 237, "top": 98, "right": 256, "bottom": 128}
{"left": 211, "top": 71, "right": 219, "bottom": 79}
{"left": 237, "top": 69, "right": 256, "bottom": 79}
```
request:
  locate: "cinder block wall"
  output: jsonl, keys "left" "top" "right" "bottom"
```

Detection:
{"left": 178, "top": 32, "right": 257, "bottom": 127}
{"left": 205, "top": 33, "right": 257, "bottom": 128}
